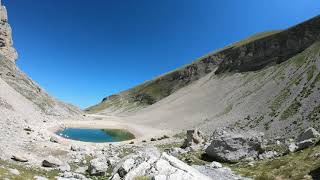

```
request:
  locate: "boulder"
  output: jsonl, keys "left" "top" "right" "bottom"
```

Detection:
{"left": 88, "top": 157, "right": 109, "bottom": 176}
{"left": 297, "top": 127, "right": 320, "bottom": 142}
{"left": 297, "top": 139, "right": 315, "bottom": 150}
{"left": 59, "top": 163, "right": 71, "bottom": 172}
{"left": 75, "top": 166, "right": 88, "bottom": 174}
{"left": 117, "top": 158, "right": 135, "bottom": 178}
{"left": 8, "top": 168, "right": 20, "bottom": 175}
{"left": 11, "top": 154, "right": 28, "bottom": 162}
{"left": 42, "top": 156, "right": 63, "bottom": 168}
{"left": 205, "top": 131, "right": 264, "bottom": 162}
{"left": 182, "top": 129, "right": 205, "bottom": 149}
{"left": 258, "top": 151, "right": 278, "bottom": 160}
{"left": 110, "top": 147, "right": 212, "bottom": 180}
{"left": 210, "top": 161, "right": 223, "bottom": 169}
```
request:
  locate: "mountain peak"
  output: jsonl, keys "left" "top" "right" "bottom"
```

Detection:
{"left": 0, "top": 2, "right": 18, "bottom": 62}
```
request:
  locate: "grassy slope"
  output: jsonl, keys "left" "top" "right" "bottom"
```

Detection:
{"left": 86, "top": 30, "right": 282, "bottom": 114}
{"left": 230, "top": 144, "right": 320, "bottom": 180}
{"left": 0, "top": 160, "right": 59, "bottom": 180}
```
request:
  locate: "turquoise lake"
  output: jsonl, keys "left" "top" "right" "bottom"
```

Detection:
{"left": 56, "top": 128, "right": 135, "bottom": 143}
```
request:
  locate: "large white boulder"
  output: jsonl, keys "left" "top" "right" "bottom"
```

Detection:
{"left": 205, "top": 131, "right": 264, "bottom": 162}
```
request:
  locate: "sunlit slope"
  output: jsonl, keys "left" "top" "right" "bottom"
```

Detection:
{"left": 121, "top": 41, "right": 320, "bottom": 139}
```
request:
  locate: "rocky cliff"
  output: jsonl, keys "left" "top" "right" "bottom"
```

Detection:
{"left": 0, "top": 1, "right": 18, "bottom": 62}
{"left": 87, "top": 15, "right": 320, "bottom": 115}
{"left": 0, "top": 2, "right": 81, "bottom": 116}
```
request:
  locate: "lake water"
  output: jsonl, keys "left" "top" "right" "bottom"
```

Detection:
{"left": 56, "top": 128, "right": 135, "bottom": 143}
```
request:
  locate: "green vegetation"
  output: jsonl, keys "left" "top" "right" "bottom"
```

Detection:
{"left": 0, "top": 160, "right": 59, "bottom": 180}
{"left": 217, "top": 104, "right": 233, "bottom": 117}
{"left": 134, "top": 176, "right": 152, "bottom": 180}
{"left": 280, "top": 99, "right": 302, "bottom": 120}
{"left": 230, "top": 145, "right": 320, "bottom": 180}
{"left": 308, "top": 105, "right": 320, "bottom": 123}
{"left": 231, "top": 30, "right": 282, "bottom": 48}
{"left": 177, "top": 150, "right": 211, "bottom": 166}
{"left": 102, "top": 129, "right": 135, "bottom": 142}
{"left": 307, "top": 65, "right": 317, "bottom": 82}
{"left": 173, "top": 132, "right": 187, "bottom": 139}
{"left": 269, "top": 89, "right": 290, "bottom": 117}
{"left": 155, "top": 142, "right": 182, "bottom": 152}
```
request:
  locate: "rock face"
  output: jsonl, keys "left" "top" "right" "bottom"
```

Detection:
{"left": 0, "top": 1, "right": 18, "bottom": 62}
{"left": 205, "top": 131, "right": 264, "bottom": 162}
{"left": 215, "top": 15, "right": 320, "bottom": 74}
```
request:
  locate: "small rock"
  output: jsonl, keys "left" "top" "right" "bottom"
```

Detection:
{"left": 9, "top": 168, "right": 20, "bottom": 175}
{"left": 288, "top": 142, "right": 298, "bottom": 153}
{"left": 71, "top": 144, "right": 86, "bottom": 152}
{"left": 259, "top": 151, "right": 278, "bottom": 160}
{"left": 59, "top": 163, "right": 71, "bottom": 172}
{"left": 210, "top": 161, "right": 222, "bottom": 169}
{"left": 151, "top": 138, "right": 157, "bottom": 141}
{"left": 129, "top": 141, "right": 134, "bottom": 144}
{"left": 11, "top": 154, "right": 28, "bottom": 162}
{"left": 50, "top": 136, "right": 59, "bottom": 143}
{"left": 34, "top": 176, "right": 48, "bottom": 180}
{"left": 75, "top": 166, "right": 88, "bottom": 174}
{"left": 23, "top": 127, "right": 32, "bottom": 132}
{"left": 42, "top": 156, "right": 63, "bottom": 168}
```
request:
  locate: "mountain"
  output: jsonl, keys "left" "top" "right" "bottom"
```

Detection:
{"left": 87, "top": 15, "right": 320, "bottom": 139}
{"left": 0, "top": 2, "right": 81, "bottom": 117}
{"left": 86, "top": 16, "right": 320, "bottom": 116}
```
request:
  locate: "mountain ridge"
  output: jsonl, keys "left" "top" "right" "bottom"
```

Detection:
{"left": 87, "top": 15, "right": 320, "bottom": 115}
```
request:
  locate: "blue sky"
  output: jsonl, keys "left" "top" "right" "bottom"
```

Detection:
{"left": 3, "top": 0, "right": 320, "bottom": 108}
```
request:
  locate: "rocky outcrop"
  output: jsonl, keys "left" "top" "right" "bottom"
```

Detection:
{"left": 0, "top": 1, "right": 18, "bottom": 62}
{"left": 110, "top": 147, "right": 212, "bottom": 180}
{"left": 182, "top": 129, "right": 205, "bottom": 150}
{"left": 215, "top": 15, "right": 320, "bottom": 74}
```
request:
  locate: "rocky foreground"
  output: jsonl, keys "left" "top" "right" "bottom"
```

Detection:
{"left": 1, "top": 126, "right": 320, "bottom": 179}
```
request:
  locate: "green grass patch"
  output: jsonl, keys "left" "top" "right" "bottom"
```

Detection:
{"left": 102, "top": 129, "right": 135, "bottom": 141}
{"left": 230, "top": 145, "right": 320, "bottom": 180}
{"left": 0, "top": 160, "right": 59, "bottom": 180}
{"left": 216, "top": 104, "right": 233, "bottom": 117}
{"left": 280, "top": 99, "right": 302, "bottom": 120}
{"left": 269, "top": 89, "right": 290, "bottom": 117}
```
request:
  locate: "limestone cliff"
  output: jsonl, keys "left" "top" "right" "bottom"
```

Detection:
{"left": 0, "top": 1, "right": 18, "bottom": 62}
{"left": 0, "top": 1, "right": 81, "bottom": 116}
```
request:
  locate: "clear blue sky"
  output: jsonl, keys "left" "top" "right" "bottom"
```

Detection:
{"left": 3, "top": 0, "right": 320, "bottom": 109}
